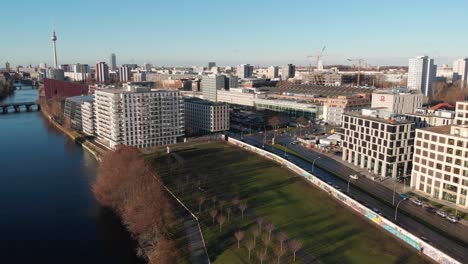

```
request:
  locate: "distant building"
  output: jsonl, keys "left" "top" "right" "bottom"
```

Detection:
{"left": 407, "top": 56, "right": 436, "bottom": 96}
{"left": 46, "top": 69, "right": 65, "bottom": 80}
{"left": 201, "top": 74, "right": 225, "bottom": 102}
{"left": 94, "top": 86, "right": 185, "bottom": 149}
{"left": 226, "top": 75, "right": 239, "bottom": 89}
{"left": 237, "top": 64, "right": 253, "bottom": 79}
{"left": 120, "top": 65, "right": 132, "bottom": 82}
{"left": 411, "top": 125, "right": 468, "bottom": 208}
{"left": 453, "top": 58, "right": 468, "bottom": 88}
{"left": 144, "top": 63, "right": 152, "bottom": 72}
{"left": 267, "top": 66, "right": 279, "bottom": 78}
{"left": 281, "top": 64, "right": 296, "bottom": 80}
{"left": 72, "top": 63, "right": 90, "bottom": 73}
{"left": 110, "top": 53, "right": 116, "bottom": 71}
{"left": 133, "top": 71, "right": 146, "bottom": 82}
{"left": 341, "top": 109, "right": 415, "bottom": 178}
{"left": 184, "top": 97, "right": 229, "bottom": 135}
{"left": 95, "top": 62, "right": 109, "bottom": 83}
{"left": 44, "top": 78, "right": 88, "bottom": 100}
{"left": 405, "top": 107, "right": 455, "bottom": 128}
{"left": 208, "top": 62, "right": 216, "bottom": 70}
{"left": 63, "top": 95, "right": 94, "bottom": 132}
{"left": 371, "top": 88, "right": 423, "bottom": 115}
{"left": 81, "top": 100, "right": 95, "bottom": 136}
{"left": 455, "top": 101, "right": 468, "bottom": 125}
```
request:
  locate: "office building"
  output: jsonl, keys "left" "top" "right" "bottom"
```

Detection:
{"left": 110, "top": 53, "right": 116, "bottom": 71}
{"left": 63, "top": 95, "right": 94, "bottom": 132}
{"left": 133, "top": 72, "right": 146, "bottom": 82}
{"left": 453, "top": 58, "right": 468, "bottom": 88}
{"left": 406, "top": 107, "right": 455, "bottom": 128}
{"left": 407, "top": 56, "right": 436, "bottom": 96}
{"left": 411, "top": 125, "right": 468, "bottom": 208}
{"left": 371, "top": 88, "right": 423, "bottom": 115}
{"left": 281, "top": 64, "right": 296, "bottom": 80}
{"left": 226, "top": 75, "right": 239, "bottom": 88}
{"left": 120, "top": 65, "right": 132, "bottom": 82}
{"left": 95, "top": 62, "right": 109, "bottom": 83}
{"left": 201, "top": 74, "right": 225, "bottom": 102}
{"left": 208, "top": 62, "right": 216, "bottom": 70}
{"left": 237, "top": 64, "right": 253, "bottom": 79}
{"left": 184, "top": 97, "right": 229, "bottom": 135}
{"left": 94, "top": 86, "right": 185, "bottom": 149}
{"left": 267, "top": 66, "right": 279, "bottom": 78}
{"left": 144, "top": 63, "right": 152, "bottom": 72}
{"left": 72, "top": 63, "right": 90, "bottom": 73}
{"left": 341, "top": 109, "right": 415, "bottom": 178}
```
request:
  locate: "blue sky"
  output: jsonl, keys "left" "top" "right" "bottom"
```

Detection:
{"left": 1, "top": 0, "right": 467, "bottom": 67}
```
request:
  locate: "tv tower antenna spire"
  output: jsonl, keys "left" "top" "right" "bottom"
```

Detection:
{"left": 51, "top": 18, "right": 58, "bottom": 69}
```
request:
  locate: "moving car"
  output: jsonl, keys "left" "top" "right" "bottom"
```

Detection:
{"left": 425, "top": 206, "right": 437, "bottom": 213}
{"left": 372, "top": 208, "right": 382, "bottom": 215}
{"left": 412, "top": 199, "right": 423, "bottom": 206}
{"left": 446, "top": 215, "right": 459, "bottom": 223}
{"left": 399, "top": 193, "right": 409, "bottom": 200}
{"left": 436, "top": 210, "right": 447, "bottom": 217}
{"left": 350, "top": 174, "right": 359, "bottom": 180}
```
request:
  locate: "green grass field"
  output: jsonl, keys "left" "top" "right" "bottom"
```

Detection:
{"left": 149, "top": 142, "right": 429, "bottom": 264}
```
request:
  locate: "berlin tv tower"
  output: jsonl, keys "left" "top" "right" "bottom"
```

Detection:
{"left": 51, "top": 26, "right": 58, "bottom": 69}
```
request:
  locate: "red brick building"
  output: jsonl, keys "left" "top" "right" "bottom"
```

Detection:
{"left": 44, "top": 78, "right": 88, "bottom": 100}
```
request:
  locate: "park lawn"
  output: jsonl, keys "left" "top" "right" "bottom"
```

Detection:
{"left": 149, "top": 142, "right": 429, "bottom": 264}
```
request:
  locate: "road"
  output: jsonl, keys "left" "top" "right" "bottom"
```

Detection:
{"left": 231, "top": 131, "right": 468, "bottom": 263}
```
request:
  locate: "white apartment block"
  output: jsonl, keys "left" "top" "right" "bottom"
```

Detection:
{"left": 341, "top": 110, "right": 415, "bottom": 178}
{"left": 405, "top": 108, "right": 455, "bottom": 128}
{"left": 217, "top": 89, "right": 256, "bottom": 107}
{"left": 184, "top": 97, "right": 229, "bottom": 135}
{"left": 371, "top": 88, "right": 423, "bottom": 115}
{"left": 201, "top": 74, "right": 225, "bottom": 102}
{"left": 455, "top": 101, "right": 468, "bottom": 125}
{"left": 411, "top": 125, "right": 468, "bottom": 208}
{"left": 82, "top": 100, "right": 95, "bottom": 136}
{"left": 94, "top": 86, "right": 184, "bottom": 149}
{"left": 453, "top": 58, "right": 468, "bottom": 87}
{"left": 407, "top": 56, "right": 436, "bottom": 97}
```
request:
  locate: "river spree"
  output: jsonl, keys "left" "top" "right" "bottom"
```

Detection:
{"left": 0, "top": 89, "right": 140, "bottom": 263}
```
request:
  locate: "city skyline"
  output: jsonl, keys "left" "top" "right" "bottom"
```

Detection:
{"left": 1, "top": 0, "right": 468, "bottom": 67}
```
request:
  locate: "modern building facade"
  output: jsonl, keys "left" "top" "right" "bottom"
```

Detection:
{"left": 94, "top": 86, "right": 185, "bottom": 149}
{"left": 110, "top": 53, "right": 116, "bottom": 71}
{"left": 95, "top": 62, "right": 109, "bottom": 83}
{"left": 119, "top": 65, "right": 132, "bottom": 82}
{"left": 411, "top": 125, "right": 468, "bottom": 208}
{"left": 184, "top": 97, "right": 229, "bottom": 135}
{"left": 371, "top": 88, "right": 423, "bottom": 115}
{"left": 341, "top": 110, "right": 415, "bottom": 178}
{"left": 281, "top": 64, "right": 296, "bottom": 80}
{"left": 63, "top": 95, "right": 94, "bottom": 132}
{"left": 455, "top": 101, "right": 468, "bottom": 125}
{"left": 453, "top": 58, "right": 468, "bottom": 88}
{"left": 81, "top": 100, "right": 95, "bottom": 136}
{"left": 201, "top": 74, "right": 225, "bottom": 102}
{"left": 405, "top": 108, "right": 455, "bottom": 128}
{"left": 236, "top": 64, "right": 253, "bottom": 79}
{"left": 407, "top": 56, "right": 436, "bottom": 97}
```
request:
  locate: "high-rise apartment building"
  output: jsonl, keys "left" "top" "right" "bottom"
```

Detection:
{"left": 236, "top": 64, "right": 253, "bottom": 79}
{"left": 94, "top": 86, "right": 185, "bottom": 149}
{"left": 341, "top": 109, "right": 415, "bottom": 178}
{"left": 281, "top": 64, "right": 296, "bottom": 80}
{"left": 95, "top": 62, "right": 109, "bottom": 83}
{"left": 411, "top": 125, "right": 468, "bottom": 208}
{"left": 184, "top": 97, "right": 229, "bottom": 135}
{"left": 63, "top": 95, "right": 95, "bottom": 132}
{"left": 267, "top": 66, "right": 279, "bottom": 78}
{"left": 110, "top": 53, "right": 116, "bottom": 70}
{"left": 208, "top": 62, "right": 216, "bottom": 70}
{"left": 407, "top": 56, "right": 436, "bottom": 97}
{"left": 119, "top": 65, "right": 132, "bottom": 82}
{"left": 453, "top": 58, "right": 468, "bottom": 88}
{"left": 201, "top": 74, "right": 226, "bottom": 102}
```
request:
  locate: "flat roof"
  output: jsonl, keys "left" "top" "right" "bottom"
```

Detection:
{"left": 344, "top": 112, "right": 413, "bottom": 125}
{"left": 66, "top": 95, "right": 94, "bottom": 103}
{"left": 272, "top": 84, "right": 374, "bottom": 97}
{"left": 97, "top": 88, "right": 178, "bottom": 94}
{"left": 420, "top": 126, "right": 451, "bottom": 134}
{"left": 184, "top": 97, "right": 227, "bottom": 106}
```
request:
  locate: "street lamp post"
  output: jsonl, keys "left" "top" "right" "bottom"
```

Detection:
{"left": 395, "top": 199, "right": 405, "bottom": 222}
{"left": 347, "top": 175, "right": 357, "bottom": 194}
{"left": 312, "top": 156, "right": 321, "bottom": 173}
{"left": 392, "top": 179, "right": 397, "bottom": 206}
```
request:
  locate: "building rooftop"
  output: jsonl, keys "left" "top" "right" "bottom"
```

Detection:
{"left": 422, "top": 125, "right": 451, "bottom": 134}
{"left": 271, "top": 84, "right": 374, "bottom": 97}
{"left": 344, "top": 111, "right": 414, "bottom": 125}
{"left": 66, "top": 95, "right": 94, "bottom": 103}
{"left": 429, "top": 102, "right": 454, "bottom": 111}
{"left": 184, "top": 97, "right": 227, "bottom": 106}
{"left": 97, "top": 87, "right": 178, "bottom": 94}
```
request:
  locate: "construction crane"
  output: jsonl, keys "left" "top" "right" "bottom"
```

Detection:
{"left": 347, "top": 58, "right": 365, "bottom": 87}
{"left": 307, "top": 46, "right": 326, "bottom": 73}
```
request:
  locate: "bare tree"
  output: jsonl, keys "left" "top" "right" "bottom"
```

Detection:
{"left": 256, "top": 217, "right": 264, "bottom": 230}
{"left": 276, "top": 232, "right": 288, "bottom": 251}
{"left": 265, "top": 223, "right": 275, "bottom": 240}
{"left": 234, "top": 230, "right": 245, "bottom": 249}
{"left": 211, "top": 196, "right": 217, "bottom": 207}
{"left": 216, "top": 215, "right": 226, "bottom": 232}
{"left": 261, "top": 234, "right": 271, "bottom": 254}
{"left": 232, "top": 196, "right": 240, "bottom": 207}
{"left": 209, "top": 209, "right": 218, "bottom": 225}
{"left": 289, "top": 239, "right": 302, "bottom": 262}
{"left": 239, "top": 202, "right": 247, "bottom": 220}
{"left": 245, "top": 238, "right": 256, "bottom": 260}
{"left": 274, "top": 243, "right": 286, "bottom": 264}
{"left": 197, "top": 196, "right": 205, "bottom": 214}
{"left": 252, "top": 225, "right": 261, "bottom": 244}
{"left": 256, "top": 250, "right": 267, "bottom": 264}
{"left": 218, "top": 199, "right": 225, "bottom": 211}
{"left": 225, "top": 207, "right": 232, "bottom": 222}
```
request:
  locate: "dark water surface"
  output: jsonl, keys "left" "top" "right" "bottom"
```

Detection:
{"left": 0, "top": 89, "right": 141, "bottom": 264}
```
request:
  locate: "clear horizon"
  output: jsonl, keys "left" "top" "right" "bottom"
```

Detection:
{"left": 1, "top": 0, "right": 467, "bottom": 67}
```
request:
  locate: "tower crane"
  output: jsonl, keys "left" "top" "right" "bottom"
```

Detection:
{"left": 307, "top": 46, "right": 326, "bottom": 73}
{"left": 347, "top": 58, "right": 365, "bottom": 87}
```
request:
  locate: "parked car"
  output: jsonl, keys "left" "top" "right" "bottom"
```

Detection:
{"left": 420, "top": 236, "right": 431, "bottom": 244}
{"left": 446, "top": 215, "right": 459, "bottom": 223}
{"left": 412, "top": 199, "right": 423, "bottom": 206}
{"left": 372, "top": 208, "right": 382, "bottom": 215}
{"left": 350, "top": 174, "right": 359, "bottom": 180}
{"left": 399, "top": 193, "right": 409, "bottom": 200}
{"left": 436, "top": 210, "right": 447, "bottom": 218}
{"left": 425, "top": 206, "right": 437, "bottom": 213}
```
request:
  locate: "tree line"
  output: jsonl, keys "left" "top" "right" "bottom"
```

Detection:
{"left": 93, "top": 146, "right": 179, "bottom": 263}
{"left": 0, "top": 79, "right": 14, "bottom": 101}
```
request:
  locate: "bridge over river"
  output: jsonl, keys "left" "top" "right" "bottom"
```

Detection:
{"left": 0, "top": 101, "right": 41, "bottom": 114}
